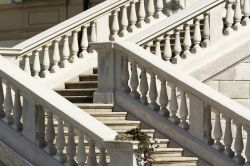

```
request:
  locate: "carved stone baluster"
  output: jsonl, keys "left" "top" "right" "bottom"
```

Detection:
{"left": 204, "top": 105, "right": 213, "bottom": 144}
{"left": 33, "top": 50, "right": 41, "bottom": 78}
{"left": 110, "top": 9, "right": 119, "bottom": 41}
{"left": 172, "top": 28, "right": 182, "bottom": 64}
{"left": 3, "top": 82, "right": 13, "bottom": 125}
{"left": 182, "top": 23, "right": 192, "bottom": 58}
{"left": 90, "top": 21, "right": 97, "bottom": 42}
{"left": 36, "top": 105, "right": 46, "bottom": 148}
{"left": 61, "top": 34, "right": 70, "bottom": 67}
{"left": 137, "top": 0, "right": 146, "bottom": 28}
{"left": 130, "top": 61, "right": 140, "bottom": 99}
{"left": 149, "top": 73, "right": 159, "bottom": 111}
{"left": 45, "top": 111, "right": 57, "bottom": 155}
{"left": 87, "top": 140, "right": 98, "bottom": 166}
{"left": 163, "top": 33, "right": 172, "bottom": 62}
{"left": 191, "top": 17, "right": 202, "bottom": 53}
{"left": 145, "top": 42, "right": 153, "bottom": 52}
{"left": 242, "top": 0, "right": 250, "bottom": 26}
{"left": 146, "top": 0, "right": 155, "bottom": 23}
{"left": 155, "top": 37, "right": 163, "bottom": 58}
{"left": 179, "top": 89, "right": 189, "bottom": 130}
{"left": 128, "top": 0, "right": 137, "bottom": 32}
{"left": 213, "top": 111, "right": 224, "bottom": 151}
{"left": 224, "top": 1, "right": 234, "bottom": 35}
{"left": 51, "top": 38, "right": 61, "bottom": 73}
{"left": 99, "top": 148, "right": 107, "bottom": 166}
{"left": 139, "top": 68, "right": 148, "bottom": 105}
{"left": 121, "top": 57, "right": 130, "bottom": 93}
{"left": 234, "top": 122, "right": 245, "bottom": 164}
{"left": 0, "top": 78, "right": 4, "bottom": 118}
{"left": 234, "top": 0, "right": 242, "bottom": 30}
{"left": 119, "top": 5, "right": 129, "bottom": 37}
{"left": 12, "top": 88, "right": 22, "bottom": 131}
{"left": 159, "top": 79, "right": 169, "bottom": 117}
{"left": 55, "top": 117, "right": 66, "bottom": 163}
{"left": 223, "top": 116, "right": 234, "bottom": 158}
{"left": 41, "top": 44, "right": 50, "bottom": 78}
{"left": 168, "top": 83, "right": 180, "bottom": 124}
{"left": 201, "top": 13, "right": 210, "bottom": 48}
{"left": 76, "top": 131, "right": 87, "bottom": 166}
{"left": 24, "top": 55, "right": 31, "bottom": 75}
{"left": 245, "top": 126, "right": 250, "bottom": 165}
{"left": 71, "top": 29, "right": 80, "bottom": 63}
{"left": 66, "top": 125, "right": 77, "bottom": 166}
{"left": 80, "top": 25, "right": 89, "bottom": 58}
{"left": 155, "top": 0, "right": 164, "bottom": 19}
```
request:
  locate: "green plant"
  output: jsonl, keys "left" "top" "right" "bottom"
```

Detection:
{"left": 115, "top": 127, "right": 158, "bottom": 166}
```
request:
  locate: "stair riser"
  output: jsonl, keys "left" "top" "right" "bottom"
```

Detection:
{"left": 79, "top": 75, "right": 97, "bottom": 81}
{"left": 65, "top": 97, "right": 93, "bottom": 103}
{"left": 65, "top": 82, "right": 97, "bottom": 89}
{"left": 57, "top": 90, "right": 95, "bottom": 96}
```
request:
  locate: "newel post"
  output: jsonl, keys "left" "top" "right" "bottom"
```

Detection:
{"left": 91, "top": 42, "right": 122, "bottom": 104}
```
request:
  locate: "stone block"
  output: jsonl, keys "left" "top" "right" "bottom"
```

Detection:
{"left": 213, "top": 68, "right": 235, "bottom": 81}
{"left": 235, "top": 63, "right": 250, "bottom": 80}
{"left": 219, "top": 81, "right": 250, "bottom": 99}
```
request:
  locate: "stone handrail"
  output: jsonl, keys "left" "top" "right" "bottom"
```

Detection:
{"left": 93, "top": 41, "right": 250, "bottom": 165}
{"left": 127, "top": 0, "right": 247, "bottom": 64}
{"left": 0, "top": 55, "right": 122, "bottom": 165}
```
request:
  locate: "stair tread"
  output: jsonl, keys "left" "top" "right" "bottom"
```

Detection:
{"left": 75, "top": 103, "right": 113, "bottom": 108}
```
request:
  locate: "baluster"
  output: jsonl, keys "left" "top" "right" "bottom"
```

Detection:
{"left": 45, "top": 111, "right": 57, "bottom": 155}
{"left": 12, "top": 88, "right": 22, "bottom": 131}
{"left": 24, "top": 55, "right": 31, "bottom": 75}
{"left": 179, "top": 89, "right": 189, "bottom": 130}
{"left": 223, "top": 116, "right": 234, "bottom": 158}
{"left": 136, "top": 0, "right": 146, "bottom": 28}
{"left": 155, "top": 37, "right": 163, "bottom": 58}
{"left": 159, "top": 79, "right": 169, "bottom": 117}
{"left": 192, "top": 17, "right": 202, "bottom": 53}
{"left": 172, "top": 28, "right": 182, "bottom": 64}
{"left": 80, "top": 25, "right": 89, "bottom": 58}
{"left": 87, "top": 140, "right": 98, "bottom": 166}
{"left": 41, "top": 44, "right": 50, "bottom": 78}
{"left": 168, "top": 83, "right": 180, "bottom": 124}
{"left": 139, "top": 68, "right": 148, "bottom": 105}
{"left": 51, "top": 38, "right": 61, "bottom": 73}
{"left": 90, "top": 21, "right": 97, "bottom": 42}
{"left": 66, "top": 125, "right": 77, "bottom": 166}
{"left": 234, "top": 122, "right": 245, "bottom": 164}
{"left": 119, "top": 5, "right": 129, "bottom": 37}
{"left": 61, "top": 34, "right": 70, "bottom": 67}
{"left": 130, "top": 61, "right": 140, "bottom": 99}
{"left": 182, "top": 23, "right": 192, "bottom": 58}
{"left": 201, "top": 13, "right": 210, "bottom": 48}
{"left": 234, "top": 0, "right": 242, "bottom": 30}
{"left": 3, "top": 82, "right": 13, "bottom": 125}
{"left": 110, "top": 9, "right": 119, "bottom": 41}
{"left": 55, "top": 117, "right": 66, "bottom": 163}
{"left": 163, "top": 33, "right": 172, "bottom": 62}
{"left": 76, "top": 131, "right": 87, "bottom": 166}
{"left": 128, "top": 0, "right": 137, "bottom": 32}
{"left": 149, "top": 73, "right": 159, "bottom": 111}
{"left": 33, "top": 50, "right": 41, "bottom": 78}
{"left": 99, "top": 148, "right": 107, "bottom": 166}
{"left": 242, "top": 0, "right": 250, "bottom": 26}
{"left": 155, "top": 0, "right": 164, "bottom": 19}
{"left": 245, "top": 126, "right": 250, "bottom": 165}
{"left": 146, "top": 0, "right": 155, "bottom": 23}
{"left": 145, "top": 41, "right": 153, "bottom": 52}
{"left": 204, "top": 105, "right": 213, "bottom": 144}
{"left": 71, "top": 29, "right": 80, "bottom": 63}
{"left": 213, "top": 111, "right": 224, "bottom": 151}
{"left": 121, "top": 57, "right": 131, "bottom": 93}
{"left": 0, "top": 78, "right": 5, "bottom": 118}
{"left": 224, "top": 1, "right": 234, "bottom": 35}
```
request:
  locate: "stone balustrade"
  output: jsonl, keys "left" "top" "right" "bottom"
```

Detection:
{"left": 93, "top": 41, "right": 250, "bottom": 166}
{"left": 127, "top": 0, "right": 250, "bottom": 64}
{"left": 0, "top": 55, "right": 138, "bottom": 166}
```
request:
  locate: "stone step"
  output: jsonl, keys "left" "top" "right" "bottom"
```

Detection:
{"left": 79, "top": 74, "right": 98, "bottom": 81}
{"left": 152, "top": 156, "right": 198, "bottom": 165}
{"left": 75, "top": 103, "right": 113, "bottom": 110}
{"left": 64, "top": 96, "right": 93, "bottom": 103}
{"left": 65, "top": 81, "right": 98, "bottom": 89}
{"left": 55, "top": 89, "right": 95, "bottom": 96}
